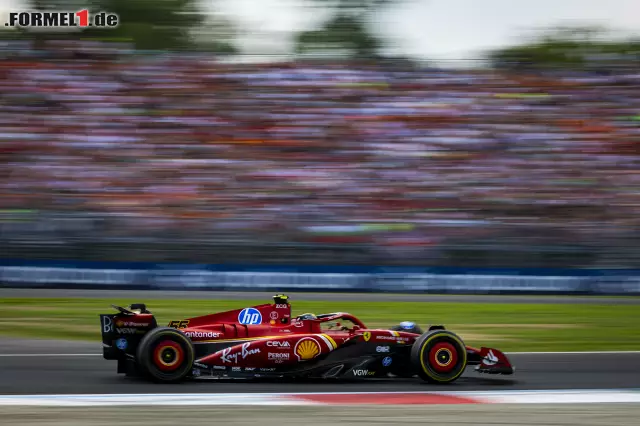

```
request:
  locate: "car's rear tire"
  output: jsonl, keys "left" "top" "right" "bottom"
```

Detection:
{"left": 136, "top": 327, "right": 195, "bottom": 383}
{"left": 410, "top": 330, "right": 467, "bottom": 384}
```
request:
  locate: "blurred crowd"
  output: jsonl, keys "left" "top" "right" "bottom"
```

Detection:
{"left": 1, "top": 40, "right": 639, "bottom": 267}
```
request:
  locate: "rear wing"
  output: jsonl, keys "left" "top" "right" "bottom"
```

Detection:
{"left": 100, "top": 304, "right": 157, "bottom": 360}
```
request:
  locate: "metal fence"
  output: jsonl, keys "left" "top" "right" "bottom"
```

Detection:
{"left": 2, "top": 210, "right": 637, "bottom": 269}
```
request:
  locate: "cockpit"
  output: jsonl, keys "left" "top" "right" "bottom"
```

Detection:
{"left": 293, "top": 312, "right": 367, "bottom": 332}
{"left": 273, "top": 294, "right": 368, "bottom": 332}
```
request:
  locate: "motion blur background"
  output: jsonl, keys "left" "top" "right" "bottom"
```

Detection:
{"left": 1, "top": 0, "right": 639, "bottom": 270}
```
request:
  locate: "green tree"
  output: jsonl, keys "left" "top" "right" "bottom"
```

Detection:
{"left": 295, "top": 15, "right": 381, "bottom": 59}
{"left": 87, "top": 0, "right": 204, "bottom": 50}
{"left": 488, "top": 25, "right": 640, "bottom": 70}
{"left": 294, "top": 0, "right": 395, "bottom": 59}
{"left": 189, "top": 10, "right": 239, "bottom": 55}
{"left": 93, "top": 0, "right": 237, "bottom": 52}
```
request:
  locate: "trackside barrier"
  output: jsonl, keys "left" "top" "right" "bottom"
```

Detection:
{"left": 0, "top": 261, "right": 639, "bottom": 295}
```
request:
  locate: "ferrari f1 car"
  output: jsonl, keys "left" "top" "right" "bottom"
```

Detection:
{"left": 100, "top": 295, "right": 514, "bottom": 384}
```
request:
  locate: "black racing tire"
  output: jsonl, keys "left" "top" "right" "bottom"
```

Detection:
{"left": 410, "top": 329, "right": 467, "bottom": 384}
{"left": 136, "top": 327, "right": 195, "bottom": 383}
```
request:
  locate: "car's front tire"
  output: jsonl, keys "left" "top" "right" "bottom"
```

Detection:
{"left": 136, "top": 327, "right": 195, "bottom": 383}
{"left": 410, "top": 330, "right": 467, "bottom": 384}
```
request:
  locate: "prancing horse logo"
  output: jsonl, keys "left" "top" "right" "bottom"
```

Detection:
{"left": 363, "top": 332, "right": 371, "bottom": 342}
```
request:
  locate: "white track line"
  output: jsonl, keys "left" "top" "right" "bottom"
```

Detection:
{"left": 1, "top": 390, "right": 640, "bottom": 406}
{"left": 507, "top": 351, "right": 640, "bottom": 355}
{"left": 0, "top": 353, "right": 100, "bottom": 357}
{"left": 2, "top": 350, "right": 640, "bottom": 357}
{"left": 2, "top": 390, "right": 638, "bottom": 397}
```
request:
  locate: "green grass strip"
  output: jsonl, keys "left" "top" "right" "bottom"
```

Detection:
{"left": 1, "top": 298, "right": 638, "bottom": 352}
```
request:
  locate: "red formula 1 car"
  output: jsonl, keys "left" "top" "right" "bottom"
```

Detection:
{"left": 100, "top": 295, "right": 514, "bottom": 384}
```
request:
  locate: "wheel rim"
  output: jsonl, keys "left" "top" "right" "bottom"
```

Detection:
{"left": 428, "top": 342, "right": 458, "bottom": 373}
{"left": 153, "top": 340, "right": 184, "bottom": 372}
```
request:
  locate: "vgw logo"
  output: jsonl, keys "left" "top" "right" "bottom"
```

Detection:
{"left": 238, "top": 308, "right": 262, "bottom": 325}
{"left": 353, "top": 369, "right": 375, "bottom": 376}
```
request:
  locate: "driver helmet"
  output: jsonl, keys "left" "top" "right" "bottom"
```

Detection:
{"left": 297, "top": 313, "right": 317, "bottom": 321}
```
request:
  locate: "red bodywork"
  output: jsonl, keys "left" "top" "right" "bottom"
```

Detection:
{"left": 101, "top": 296, "right": 514, "bottom": 381}
{"left": 161, "top": 300, "right": 512, "bottom": 373}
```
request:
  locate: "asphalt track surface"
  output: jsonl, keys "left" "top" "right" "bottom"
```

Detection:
{"left": 1, "top": 338, "right": 639, "bottom": 395}
{"left": 5, "top": 405, "right": 640, "bottom": 426}
{"left": 3, "top": 288, "right": 640, "bottom": 304}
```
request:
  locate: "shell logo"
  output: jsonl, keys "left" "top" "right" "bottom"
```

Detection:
{"left": 294, "top": 337, "right": 321, "bottom": 361}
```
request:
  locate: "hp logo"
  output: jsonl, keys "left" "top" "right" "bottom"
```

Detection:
{"left": 238, "top": 308, "right": 262, "bottom": 325}
{"left": 382, "top": 356, "right": 392, "bottom": 367}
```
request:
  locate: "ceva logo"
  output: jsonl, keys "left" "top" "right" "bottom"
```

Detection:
{"left": 266, "top": 340, "right": 290, "bottom": 347}
{"left": 238, "top": 308, "right": 262, "bottom": 325}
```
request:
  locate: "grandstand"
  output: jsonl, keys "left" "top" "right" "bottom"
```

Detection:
{"left": 1, "top": 40, "right": 638, "bottom": 268}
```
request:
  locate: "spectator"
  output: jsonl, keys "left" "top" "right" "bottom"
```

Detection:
{"left": 1, "top": 40, "right": 638, "bottom": 267}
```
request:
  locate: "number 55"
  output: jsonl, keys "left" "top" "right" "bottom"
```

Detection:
{"left": 168, "top": 320, "right": 189, "bottom": 329}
